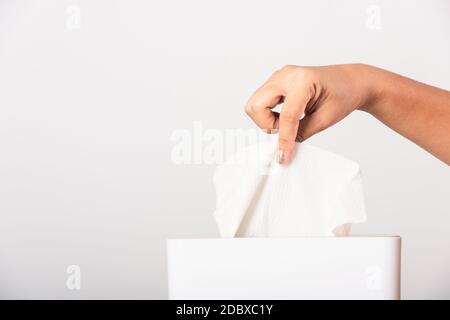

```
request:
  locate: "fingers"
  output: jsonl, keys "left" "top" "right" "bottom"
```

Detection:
{"left": 245, "top": 66, "right": 319, "bottom": 165}
{"left": 277, "top": 86, "right": 311, "bottom": 164}
{"left": 245, "top": 84, "right": 284, "bottom": 133}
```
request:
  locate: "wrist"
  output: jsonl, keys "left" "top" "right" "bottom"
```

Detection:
{"left": 356, "top": 64, "right": 387, "bottom": 115}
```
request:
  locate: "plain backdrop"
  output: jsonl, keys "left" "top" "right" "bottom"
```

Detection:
{"left": 0, "top": 0, "right": 449, "bottom": 299}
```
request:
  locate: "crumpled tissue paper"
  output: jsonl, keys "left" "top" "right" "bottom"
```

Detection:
{"left": 213, "top": 135, "right": 367, "bottom": 237}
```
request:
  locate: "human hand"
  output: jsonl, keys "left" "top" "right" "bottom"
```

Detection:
{"left": 244, "top": 64, "right": 380, "bottom": 164}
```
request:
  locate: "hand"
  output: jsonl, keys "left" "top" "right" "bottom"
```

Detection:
{"left": 244, "top": 64, "right": 379, "bottom": 164}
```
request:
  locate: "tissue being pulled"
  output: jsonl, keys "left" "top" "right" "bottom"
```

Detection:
{"left": 213, "top": 136, "right": 367, "bottom": 237}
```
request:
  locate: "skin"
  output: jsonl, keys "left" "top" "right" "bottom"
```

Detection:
{"left": 245, "top": 64, "right": 450, "bottom": 165}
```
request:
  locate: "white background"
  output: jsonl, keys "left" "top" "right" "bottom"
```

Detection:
{"left": 0, "top": 0, "right": 449, "bottom": 299}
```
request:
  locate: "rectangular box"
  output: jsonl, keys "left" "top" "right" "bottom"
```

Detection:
{"left": 167, "top": 236, "right": 401, "bottom": 300}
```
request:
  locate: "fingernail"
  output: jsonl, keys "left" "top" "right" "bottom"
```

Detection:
{"left": 277, "top": 149, "right": 285, "bottom": 164}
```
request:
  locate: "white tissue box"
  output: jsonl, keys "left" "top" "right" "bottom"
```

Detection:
{"left": 167, "top": 237, "right": 401, "bottom": 300}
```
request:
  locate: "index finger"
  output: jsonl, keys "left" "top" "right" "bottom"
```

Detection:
{"left": 277, "top": 87, "right": 311, "bottom": 164}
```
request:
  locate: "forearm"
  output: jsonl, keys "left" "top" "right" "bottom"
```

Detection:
{"left": 362, "top": 65, "right": 450, "bottom": 165}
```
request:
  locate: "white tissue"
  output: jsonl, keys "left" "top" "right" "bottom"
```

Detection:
{"left": 213, "top": 135, "right": 367, "bottom": 237}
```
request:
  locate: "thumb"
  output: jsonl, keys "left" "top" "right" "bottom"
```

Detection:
{"left": 296, "top": 109, "right": 333, "bottom": 142}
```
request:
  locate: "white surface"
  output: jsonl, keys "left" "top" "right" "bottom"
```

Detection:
{"left": 0, "top": 1, "right": 449, "bottom": 299}
{"left": 167, "top": 237, "right": 401, "bottom": 300}
{"left": 213, "top": 136, "right": 366, "bottom": 237}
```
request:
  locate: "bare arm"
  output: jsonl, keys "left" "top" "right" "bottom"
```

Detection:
{"left": 361, "top": 65, "right": 450, "bottom": 164}
{"left": 244, "top": 64, "right": 450, "bottom": 165}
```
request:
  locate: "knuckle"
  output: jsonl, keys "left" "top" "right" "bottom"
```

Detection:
{"left": 280, "top": 64, "right": 296, "bottom": 73}
{"left": 278, "top": 65, "right": 316, "bottom": 91}
{"left": 270, "top": 65, "right": 296, "bottom": 80}
{"left": 249, "top": 98, "right": 266, "bottom": 111}
{"left": 278, "top": 136, "right": 294, "bottom": 147}
{"left": 269, "top": 69, "right": 282, "bottom": 80}
{"left": 293, "top": 67, "right": 313, "bottom": 81}
{"left": 280, "top": 111, "right": 300, "bottom": 122}
{"left": 244, "top": 103, "right": 253, "bottom": 115}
